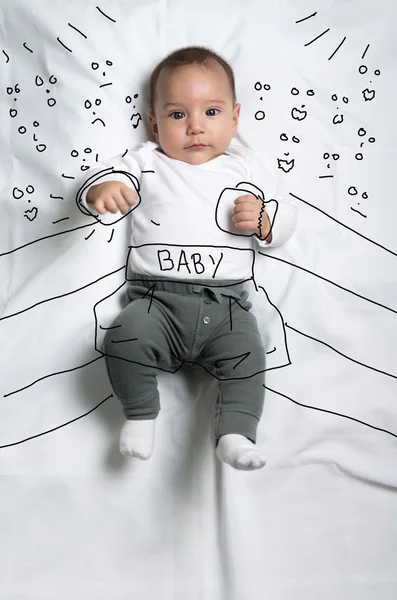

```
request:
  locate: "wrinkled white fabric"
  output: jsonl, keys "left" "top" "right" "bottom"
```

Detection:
{"left": 1, "top": 1, "right": 397, "bottom": 599}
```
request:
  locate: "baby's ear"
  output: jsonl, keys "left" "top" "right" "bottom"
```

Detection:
{"left": 148, "top": 111, "right": 158, "bottom": 135}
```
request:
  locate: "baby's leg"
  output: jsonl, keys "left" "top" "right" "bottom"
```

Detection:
{"left": 102, "top": 287, "right": 180, "bottom": 459}
{"left": 119, "top": 418, "right": 156, "bottom": 459}
{"left": 199, "top": 298, "right": 267, "bottom": 471}
{"left": 216, "top": 433, "right": 266, "bottom": 471}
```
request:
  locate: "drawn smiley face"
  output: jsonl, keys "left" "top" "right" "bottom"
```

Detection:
{"left": 125, "top": 94, "right": 142, "bottom": 129}
{"left": 331, "top": 93, "right": 348, "bottom": 125}
{"left": 277, "top": 133, "right": 299, "bottom": 172}
{"left": 70, "top": 147, "right": 98, "bottom": 171}
{"left": 12, "top": 185, "right": 39, "bottom": 221}
{"left": 290, "top": 87, "right": 314, "bottom": 122}
{"left": 359, "top": 64, "right": 380, "bottom": 101}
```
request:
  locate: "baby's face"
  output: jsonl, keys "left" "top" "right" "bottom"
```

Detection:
{"left": 148, "top": 62, "right": 240, "bottom": 165}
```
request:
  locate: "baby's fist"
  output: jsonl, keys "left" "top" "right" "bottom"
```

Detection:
{"left": 87, "top": 181, "right": 137, "bottom": 215}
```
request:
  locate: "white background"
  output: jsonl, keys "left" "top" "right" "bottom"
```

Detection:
{"left": 1, "top": 1, "right": 397, "bottom": 598}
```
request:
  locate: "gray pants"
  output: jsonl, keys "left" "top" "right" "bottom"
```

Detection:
{"left": 103, "top": 274, "right": 266, "bottom": 443}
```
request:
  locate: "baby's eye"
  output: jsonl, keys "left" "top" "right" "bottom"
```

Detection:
{"left": 170, "top": 111, "right": 184, "bottom": 119}
{"left": 206, "top": 108, "right": 220, "bottom": 116}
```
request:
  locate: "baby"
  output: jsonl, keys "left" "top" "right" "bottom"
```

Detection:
{"left": 80, "top": 46, "right": 297, "bottom": 470}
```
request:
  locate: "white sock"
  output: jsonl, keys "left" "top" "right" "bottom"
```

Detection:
{"left": 119, "top": 419, "right": 156, "bottom": 460}
{"left": 216, "top": 434, "right": 266, "bottom": 471}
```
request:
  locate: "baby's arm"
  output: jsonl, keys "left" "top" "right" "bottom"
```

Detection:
{"left": 76, "top": 142, "right": 150, "bottom": 225}
{"left": 86, "top": 181, "right": 137, "bottom": 215}
{"left": 232, "top": 194, "right": 273, "bottom": 242}
{"left": 246, "top": 152, "right": 298, "bottom": 248}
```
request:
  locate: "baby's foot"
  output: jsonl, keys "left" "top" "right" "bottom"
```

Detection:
{"left": 216, "top": 434, "right": 266, "bottom": 471}
{"left": 119, "top": 419, "right": 156, "bottom": 460}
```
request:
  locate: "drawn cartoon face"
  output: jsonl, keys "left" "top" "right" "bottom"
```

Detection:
{"left": 34, "top": 74, "right": 57, "bottom": 107}
{"left": 7, "top": 85, "right": 47, "bottom": 152}
{"left": 331, "top": 93, "right": 348, "bottom": 125}
{"left": 290, "top": 87, "right": 314, "bottom": 122}
{"left": 348, "top": 186, "right": 368, "bottom": 218}
{"left": 277, "top": 132, "right": 299, "bottom": 172}
{"left": 125, "top": 94, "right": 142, "bottom": 129}
{"left": 70, "top": 147, "right": 97, "bottom": 171}
{"left": 83, "top": 60, "right": 113, "bottom": 127}
{"left": 253, "top": 81, "right": 271, "bottom": 121}
{"left": 355, "top": 127, "right": 375, "bottom": 161}
{"left": 12, "top": 185, "right": 38, "bottom": 221}
{"left": 323, "top": 152, "right": 340, "bottom": 169}
{"left": 17, "top": 120, "right": 47, "bottom": 153}
{"left": 359, "top": 64, "right": 380, "bottom": 101}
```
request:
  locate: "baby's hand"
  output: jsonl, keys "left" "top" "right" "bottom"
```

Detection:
{"left": 86, "top": 181, "right": 137, "bottom": 215}
{"left": 232, "top": 194, "right": 272, "bottom": 242}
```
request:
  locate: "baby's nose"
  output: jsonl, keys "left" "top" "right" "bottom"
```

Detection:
{"left": 187, "top": 116, "right": 205, "bottom": 133}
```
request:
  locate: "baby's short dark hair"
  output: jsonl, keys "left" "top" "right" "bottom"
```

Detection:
{"left": 149, "top": 45, "right": 237, "bottom": 110}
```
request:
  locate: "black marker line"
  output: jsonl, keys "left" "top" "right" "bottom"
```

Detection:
{"left": 264, "top": 385, "right": 397, "bottom": 440}
{"left": 212, "top": 252, "right": 223, "bottom": 278}
{"left": 350, "top": 207, "right": 367, "bottom": 218}
{"left": 258, "top": 285, "right": 291, "bottom": 364}
{"left": 62, "top": 173, "right": 75, "bottom": 179}
{"left": 96, "top": 6, "right": 116, "bottom": 22}
{"left": 289, "top": 192, "right": 397, "bottom": 257}
{"left": 228, "top": 297, "right": 233, "bottom": 330}
{"left": 0, "top": 222, "right": 95, "bottom": 258}
{"left": 304, "top": 28, "right": 330, "bottom": 47}
{"left": 67, "top": 23, "right": 88, "bottom": 38}
{"left": 233, "top": 352, "right": 250, "bottom": 369}
{"left": 232, "top": 297, "right": 249, "bottom": 312}
{"left": 85, "top": 230, "right": 95, "bottom": 240}
{"left": 100, "top": 324, "right": 121, "bottom": 330}
{"left": 107, "top": 229, "right": 114, "bottom": 243}
{"left": 328, "top": 36, "right": 346, "bottom": 60}
{"left": 141, "top": 283, "right": 156, "bottom": 313}
{"left": 50, "top": 194, "right": 64, "bottom": 200}
{"left": 319, "top": 175, "right": 334, "bottom": 179}
{"left": 295, "top": 12, "right": 317, "bottom": 24}
{"left": 285, "top": 323, "right": 397, "bottom": 380}
{"left": 2, "top": 50, "right": 10, "bottom": 62}
{"left": 56, "top": 37, "right": 72, "bottom": 52}
{"left": 151, "top": 220, "right": 160, "bottom": 226}
{"left": 0, "top": 394, "right": 113, "bottom": 449}
{"left": 121, "top": 149, "right": 128, "bottom": 158}
{"left": 266, "top": 347, "right": 276, "bottom": 355}
{"left": 23, "top": 42, "right": 33, "bottom": 53}
{"left": 52, "top": 217, "right": 70, "bottom": 224}
{"left": 111, "top": 337, "right": 138, "bottom": 344}
{"left": 142, "top": 170, "right": 155, "bottom": 173}
{"left": 92, "top": 118, "right": 106, "bottom": 127}
{"left": 362, "top": 44, "right": 370, "bottom": 59}
{"left": 215, "top": 352, "right": 251, "bottom": 371}
{"left": 259, "top": 252, "right": 397, "bottom": 315}
{"left": 99, "top": 82, "right": 113, "bottom": 88}
{"left": 0, "top": 266, "right": 124, "bottom": 322}
{"left": 4, "top": 355, "right": 104, "bottom": 398}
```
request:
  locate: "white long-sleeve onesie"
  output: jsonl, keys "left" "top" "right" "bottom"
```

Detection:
{"left": 78, "top": 141, "right": 297, "bottom": 281}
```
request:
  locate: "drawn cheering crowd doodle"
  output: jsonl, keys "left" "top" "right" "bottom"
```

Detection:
{"left": 0, "top": 4, "right": 396, "bottom": 450}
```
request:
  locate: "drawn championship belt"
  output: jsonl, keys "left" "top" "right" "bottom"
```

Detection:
{"left": 125, "top": 243, "right": 256, "bottom": 281}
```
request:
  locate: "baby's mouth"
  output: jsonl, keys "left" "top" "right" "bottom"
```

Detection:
{"left": 187, "top": 143, "right": 207, "bottom": 149}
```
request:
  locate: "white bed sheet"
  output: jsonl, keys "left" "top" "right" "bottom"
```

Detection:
{"left": 1, "top": 1, "right": 397, "bottom": 598}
